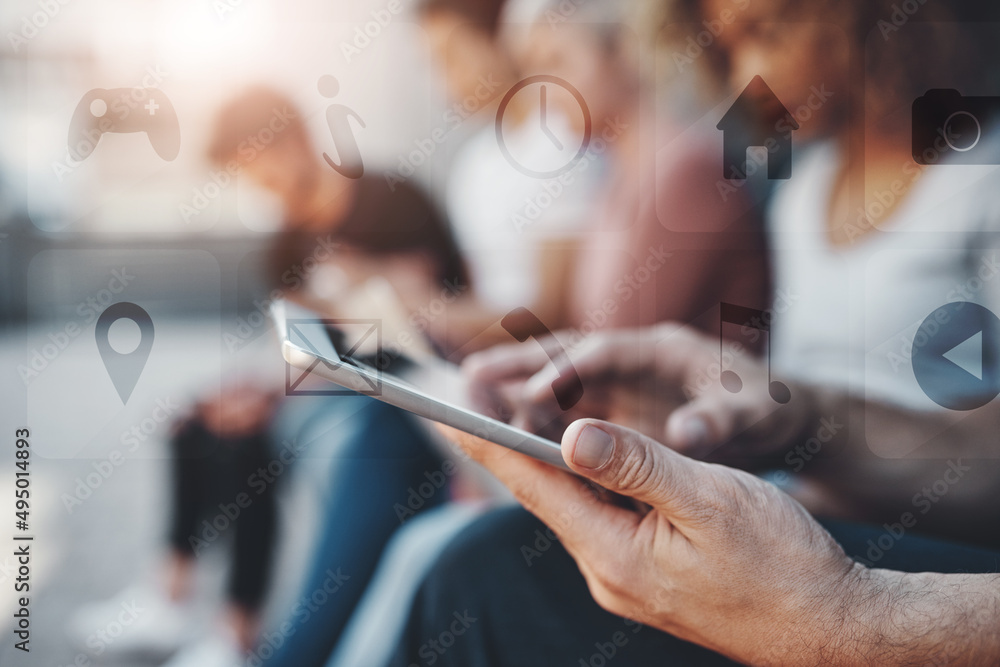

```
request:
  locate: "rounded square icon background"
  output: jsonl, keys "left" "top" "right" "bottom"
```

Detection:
{"left": 762, "top": 249, "right": 850, "bottom": 405}
{"left": 654, "top": 318, "right": 793, "bottom": 454}
{"left": 23, "top": 249, "right": 222, "bottom": 460}
{"left": 863, "top": 22, "right": 1000, "bottom": 235}
{"left": 863, "top": 247, "right": 1000, "bottom": 458}
{"left": 15, "top": 11, "right": 440, "bottom": 235}
{"left": 654, "top": 21, "right": 851, "bottom": 233}
{"left": 24, "top": 75, "right": 198, "bottom": 234}
{"left": 455, "top": 20, "right": 639, "bottom": 224}
{"left": 16, "top": 10, "right": 214, "bottom": 235}
{"left": 495, "top": 75, "right": 592, "bottom": 178}
{"left": 215, "top": 18, "right": 442, "bottom": 230}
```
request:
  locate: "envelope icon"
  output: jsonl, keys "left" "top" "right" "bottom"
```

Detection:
{"left": 285, "top": 318, "right": 382, "bottom": 396}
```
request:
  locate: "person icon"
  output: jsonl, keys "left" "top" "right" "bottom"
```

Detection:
{"left": 318, "top": 74, "right": 365, "bottom": 178}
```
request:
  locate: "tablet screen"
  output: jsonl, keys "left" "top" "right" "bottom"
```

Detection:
{"left": 283, "top": 304, "right": 477, "bottom": 411}
{"left": 276, "top": 299, "right": 569, "bottom": 468}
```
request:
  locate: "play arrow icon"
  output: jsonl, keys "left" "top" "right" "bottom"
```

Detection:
{"left": 942, "top": 330, "right": 983, "bottom": 380}
{"left": 912, "top": 302, "right": 1000, "bottom": 411}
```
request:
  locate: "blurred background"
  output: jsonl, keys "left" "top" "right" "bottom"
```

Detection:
{"left": 1, "top": 0, "right": 450, "bottom": 301}
{"left": 4, "top": 0, "right": 1000, "bottom": 665}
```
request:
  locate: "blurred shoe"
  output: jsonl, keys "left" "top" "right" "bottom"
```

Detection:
{"left": 161, "top": 631, "right": 243, "bottom": 667}
{"left": 66, "top": 583, "right": 193, "bottom": 657}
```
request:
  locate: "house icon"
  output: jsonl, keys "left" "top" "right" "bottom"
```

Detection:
{"left": 717, "top": 75, "right": 798, "bottom": 180}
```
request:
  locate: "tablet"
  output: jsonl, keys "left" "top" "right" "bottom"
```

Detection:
{"left": 272, "top": 299, "right": 569, "bottom": 470}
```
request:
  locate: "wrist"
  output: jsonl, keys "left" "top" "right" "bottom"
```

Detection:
{"left": 731, "top": 557, "right": 869, "bottom": 665}
{"left": 803, "top": 561, "right": 881, "bottom": 665}
{"left": 758, "top": 560, "right": 888, "bottom": 666}
{"left": 823, "top": 564, "right": 901, "bottom": 662}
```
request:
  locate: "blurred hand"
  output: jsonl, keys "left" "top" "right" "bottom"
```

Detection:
{"left": 463, "top": 324, "right": 814, "bottom": 462}
{"left": 437, "top": 419, "right": 870, "bottom": 665}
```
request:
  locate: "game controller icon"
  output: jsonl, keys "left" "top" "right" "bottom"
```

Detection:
{"left": 68, "top": 88, "right": 180, "bottom": 161}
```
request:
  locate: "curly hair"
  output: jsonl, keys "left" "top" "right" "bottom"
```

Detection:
{"left": 658, "top": 0, "right": 996, "bottom": 111}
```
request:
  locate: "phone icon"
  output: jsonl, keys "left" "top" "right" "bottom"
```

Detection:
{"left": 500, "top": 307, "right": 584, "bottom": 411}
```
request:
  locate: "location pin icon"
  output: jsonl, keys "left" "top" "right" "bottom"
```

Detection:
{"left": 95, "top": 302, "right": 154, "bottom": 404}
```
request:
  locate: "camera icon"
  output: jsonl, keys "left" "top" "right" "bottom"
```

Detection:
{"left": 912, "top": 89, "right": 999, "bottom": 165}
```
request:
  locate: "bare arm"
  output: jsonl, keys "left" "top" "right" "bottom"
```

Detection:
{"left": 789, "top": 388, "right": 1000, "bottom": 534}
{"left": 849, "top": 569, "right": 1000, "bottom": 665}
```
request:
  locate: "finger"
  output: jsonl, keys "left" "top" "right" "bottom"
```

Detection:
{"left": 562, "top": 419, "right": 719, "bottom": 524}
{"left": 462, "top": 340, "right": 557, "bottom": 385}
{"left": 664, "top": 397, "right": 737, "bottom": 456}
{"left": 522, "top": 331, "right": 640, "bottom": 402}
{"left": 647, "top": 324, "right": 719, "bottom": 386}
{"left": 664, "top": 385, "right": 784, "bottom": 457}
{"left": 523, "top": 325, "right": 701, "bottom": 404}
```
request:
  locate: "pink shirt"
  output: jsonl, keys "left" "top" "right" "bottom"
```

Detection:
{"left": 570, "top": 130, "right": 770, "bottom": 336}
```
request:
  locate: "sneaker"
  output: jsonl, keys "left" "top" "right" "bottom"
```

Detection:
{"left": 161, "top": 632, "right": 243, "bottom": 667}
{"left": 66, "top": 583, "right": 194, "bottom": 658}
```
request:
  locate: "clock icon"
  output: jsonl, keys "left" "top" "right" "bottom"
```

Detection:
{"left": 495, "top": 75, "right": 592, "bottom": 179}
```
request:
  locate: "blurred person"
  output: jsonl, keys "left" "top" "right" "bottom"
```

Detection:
{"left": 208, "top": 86, "right": 467, "bottom": 306}
{"left": 417, "top": 0, "right": 766, "bottom": 353}
{"left": 387, "top": 0, "right": 1000, "bottom": 663}
{"left": 69, "top": 85, "right": 470, "bottom": 667}
{"left": 205, "top": 86, "right": 472, "bottom": 667}
{"left": 412, "top": 0, "right": 597, "bottom": 352}
{"left": 410, "top": 0, "right": 770, "bottom": 511}
{"left": 161, "top": 387, "right": 281, "bottom": 652}
{"left": 396, "top": 0, "right": 768, "bottom": 503}
{"left": 672, "top": 0, "right": 1000, "bottom": 529}
{"left": 513, "top": 0, "right": 769, "bottom": 337}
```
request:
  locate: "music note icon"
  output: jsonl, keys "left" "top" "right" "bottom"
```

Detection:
{"left": 719, "top": 302, "right": 791, "bottom": 404}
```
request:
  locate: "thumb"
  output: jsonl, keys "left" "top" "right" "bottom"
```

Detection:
{"left": 562, "top": 419, "right": 713, "bottom": 520}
